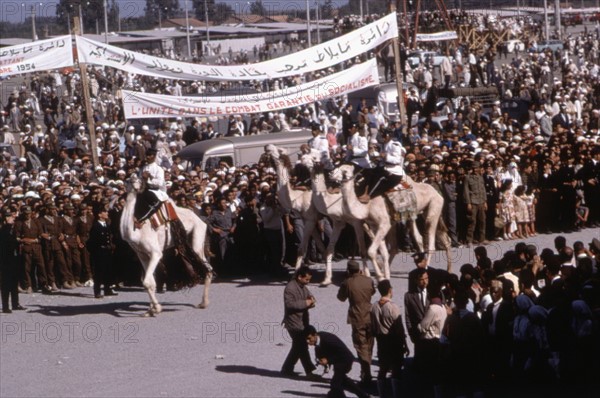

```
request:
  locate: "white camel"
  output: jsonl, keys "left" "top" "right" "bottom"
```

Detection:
{"left": 120, "top": 174, "right": 212, "bottom": 316}
{"left": 311, "top": 166, "right": 393, "bottom": 284}
{"left": 332, "top": 164, "right": 451, "bottom": 271}
{"left": 268, "top": 146, "right": 327, "bottom": 271}
{"left": 387, "top": 175, "right": 452, "bottom": 270}
{"left": 330, "top": 165, "right": 392, "bottom": 280}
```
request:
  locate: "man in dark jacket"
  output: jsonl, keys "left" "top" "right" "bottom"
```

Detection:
{"left": 86, "top": 206, "right": 117, "bottom": 298}
{"left": 305, "top": 325, "right": 370, "bottom": 398}
{"left": 337, "top": 260, "right": 375, "bottom": 384}
{"left": 0, "top": 209, "right": 26, "bottom": 313}
{"left": 281, "top": 266, "right": 317, "bottom": 377}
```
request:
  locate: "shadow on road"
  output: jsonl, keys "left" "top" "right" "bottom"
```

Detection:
{"left": 280, "top": 390, "right": 327, "bottom": 397}
{"left": 25, "top": 301, "right": 191, "bottom": 317}
{"left": 215, "top": 365, "right": 328, "bottom": 383}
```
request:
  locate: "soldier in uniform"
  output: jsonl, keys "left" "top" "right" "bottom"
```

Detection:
{"left": 76, "top": 203, "right": 94, "bottom": 286}
{"left": 337, "top": 260, "right": 376, "bottom": 385}
{"left": 39, "top": 204, "right": 71, "bottom": 291}
{"left": 1, "top": 208, "right": 26, "bottom": 313}
{"left": 483, "top": 162, "right": 500, "bottom": 240}
{"left": 86, "top": 206, "right": 117, "bottom": 298}
{"left": 59, "top": 204, "right": 82, "bottom": 288}
{"left": 307, "top": 123, "right": 331, "bottom": 168}
{"left": 14, "top": 206, "right": 50, "bottom": 294}
{"left": 463, "top": 161, "right": 488, "bottom": 246}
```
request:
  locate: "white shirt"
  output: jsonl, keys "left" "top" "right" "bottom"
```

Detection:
{"left": 348, "top": 132, "right": 370, "bottom": 168}
{"left": 308, "top": 135, "right": 330, "bottom": 161}
{"left": 384, "top": 139, "right": 406, "bottom": 176}
{"left": 142, "top": 161, "right": 169, "bottom": 201}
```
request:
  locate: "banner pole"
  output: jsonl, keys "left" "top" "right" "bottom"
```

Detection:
{"left": 73, "top": 15, "right": 100, "bottom": 168}
{"left": 389, "top": 2, "right": 407, "bottom": 136}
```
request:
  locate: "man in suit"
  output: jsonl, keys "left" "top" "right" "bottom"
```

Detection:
{"left": 337, "top": 260, "right": 376, "bottom": 384}
{"left": 0, "top": 208, "right": 26, "bottom": 313}
{"left": 463, "top": 160, "right": 488, "bottom": 245}
{"left": 407, "top": 252, "right": 448, "bottom": 296}
{"left": 405, "top": 267, "right": 430, "bottom": 371}
{"left": 281, "top": 266, "right": 317, "bottom": 378}
{"left": 86, "top": 206, "right": 117, "bottom": 298}
{"left": 305, "top": 325, "right": 370, "bottom": 398}
{"left": 482, "top": 279, "right": 514, "bottom": 381}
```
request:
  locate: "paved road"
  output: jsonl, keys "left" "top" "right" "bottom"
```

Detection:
{"left": 1, "top": 227, "right": 599, "bottom": 397}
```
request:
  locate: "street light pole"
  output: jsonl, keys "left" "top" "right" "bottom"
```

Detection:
{"left": 185, "top": 0, "right": 192, "bottom": 59}
{"left": 315, "top": 0, "right": 321, "bottom": 44}
{"left": 79, "top": 4, "right": 84, "bottom": 35}
{"left": 204, "top": 0, "right": 211, "bottom": 56}
{"left": 360, "top": 0, "right": 363, "bottom": 22}
{"left": 306, "top": 0, "right": 311, "bottom": 46}
{"left": 543, "top": 0, "right": 549, "bottom": 41}
{"left": 103, "top": 0, "right": 108, "bottom": 43}
{"left": 31, "top": 6, "right": 37, "bottom": 41}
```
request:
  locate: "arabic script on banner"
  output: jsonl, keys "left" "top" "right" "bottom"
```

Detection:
{"left": 76, "top": 12, "right": 397, "bottom": 81}
{"left": 0, "top": 36, "right": 74, "bottom": 77}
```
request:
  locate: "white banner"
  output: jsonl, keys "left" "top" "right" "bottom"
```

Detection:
{"left": 415, "top": 30, "right": 458, "bottom": 42}
{"left": 122, "top": 59, "right": 379, "bottom": 119}
{"left": 0, "top": 36, "right": 74, "bottom": 78}
{"left": 76, "top": 12, "right": 397, "bottom": 81}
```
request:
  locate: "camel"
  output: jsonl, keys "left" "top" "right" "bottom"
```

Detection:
{"left": 310, "top": 166, "right": 394, "bottom": 283}
{"left": 330, "top": 165, "right": 392, "bottom": 280}
{"left": 388, "top": 176, "right": 452, "bottom": 270}
{"left": 120, "top": 174, "right": 212, "bottom": 316}
{"left": 333, "top": 164, "right": 451, "bottom": 271}
{"left": 268, "top": 146, "right": 326, "bottom": 271}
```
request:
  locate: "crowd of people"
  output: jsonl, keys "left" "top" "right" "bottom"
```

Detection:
{"left": 282, "top": 236, "right": 600, "bottom": 397}
{"left": 1, "top": 11, "right": 600, "bottom": 398}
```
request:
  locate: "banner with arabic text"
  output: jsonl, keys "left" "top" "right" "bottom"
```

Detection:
{"left": 76, "top": 12, "right": 397, "bottom": 81}
{"left": 122, "top": 59, "right": 379, "bottom": 119}
{"left": 0, "top": 36, "right": 74, "bottom": 78}
{"left": 416, "top": 30, "right": 458, "bottom": 42}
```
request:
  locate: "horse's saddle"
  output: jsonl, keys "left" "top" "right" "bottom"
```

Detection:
{"left": 135, "top": 201, "right": 178, "bottom": 230}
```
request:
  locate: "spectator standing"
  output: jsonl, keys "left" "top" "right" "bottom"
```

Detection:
{"left": 281, "top": 266, "right": 317, "bottom": 378}
{"left": 337, "top": 260, "right": 376, "bottom": 385}
{"left": 463, "top": 161, "right": 488, "bottom": 245}
{"left": 371, "top": 280, "right": 408, "bottom": 398}
{"left": 0, "top": 209, "right": 26, "bottom": 313}
{"left": 86, "top": 207, "right": 117, "bottom": 298}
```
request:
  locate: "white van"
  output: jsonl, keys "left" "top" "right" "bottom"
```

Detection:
{"left": 177, "top": 129, "right": 313, "bottom": 171}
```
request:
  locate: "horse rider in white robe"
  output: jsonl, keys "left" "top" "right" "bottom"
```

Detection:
{"left": 135, "top": 148, "right": 169, "bottom": 225}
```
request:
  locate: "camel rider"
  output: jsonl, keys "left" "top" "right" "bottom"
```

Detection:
{"left": 135, "top": 148, "right": 169, "bottom": 225}
{"left": 308, "top": 123, "right": 332, "bottom": 169}
{"left": 346, "top": 122, "right": 371, "bottom": 169}
{"left": 365, "top": 130, "right": 411, "bottom": 199}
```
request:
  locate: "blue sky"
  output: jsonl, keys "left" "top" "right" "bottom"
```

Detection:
{"left": 0, "top": 0, "right": 348, "bottom": 23}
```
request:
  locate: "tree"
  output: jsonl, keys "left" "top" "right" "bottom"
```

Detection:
{"left": 249, "top": 0, "right": 267, "bottom": 16}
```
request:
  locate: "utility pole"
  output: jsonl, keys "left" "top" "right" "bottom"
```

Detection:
{"left": 185, "top": 0, "right": 192, "bottom": 59}
{"left": 31, "top": 6, "right": 37, "bottom": 41}
{"left": 73, "top": 15, "right": 100, "bottom": 168}
{"left": 103, "top": 0, "right": 108, "bottom": 43}
{"left": 204, "top": 0, "right": 211, "bottom": 55}
{"left": 389, "top": 1, "right": 407, "bottom": 134}
{"left": 79, "top": 3, "right": 84, "bottom": 35}
{"left": 543, "top": 0, "right": 549, "bottom": 41}
{"left": 306, "top": 0, "right": 311, "bottom": 46}
{"left": 554, "top": 0, "right": 561, "bottom": 40}
{"left": 315, "top": 0, "right": 321, "bottom": 44}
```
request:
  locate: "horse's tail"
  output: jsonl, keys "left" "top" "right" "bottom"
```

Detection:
{"left": 166, "top": 219, "right": 212, "bottom": 288}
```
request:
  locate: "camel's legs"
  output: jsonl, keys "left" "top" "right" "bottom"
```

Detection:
{"left": 352, "top": 221, "right": 370, "bottom": 277}
{"left": 367, "top": 219, "right": 391, "bottom": 281}
{"left": 189, "top": 221, "right": 212, "bottom": 309}
{"left": 321, "top": 219, "right": 346, "bottom": 285}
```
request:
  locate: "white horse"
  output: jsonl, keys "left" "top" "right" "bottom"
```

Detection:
{"left": 120, "top": 174, "right": 212, "bottom": 316}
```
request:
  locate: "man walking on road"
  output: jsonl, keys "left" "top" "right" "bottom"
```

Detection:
{"left": 337, "top": 260, "right": 376, "bottom": 385}
{"left": 281, "top": 266, "right": 317, "bottom": 378}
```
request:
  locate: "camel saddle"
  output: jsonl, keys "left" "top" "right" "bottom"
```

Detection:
{"left": 384, "top": 189, "right": 418, "bottom": 223}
